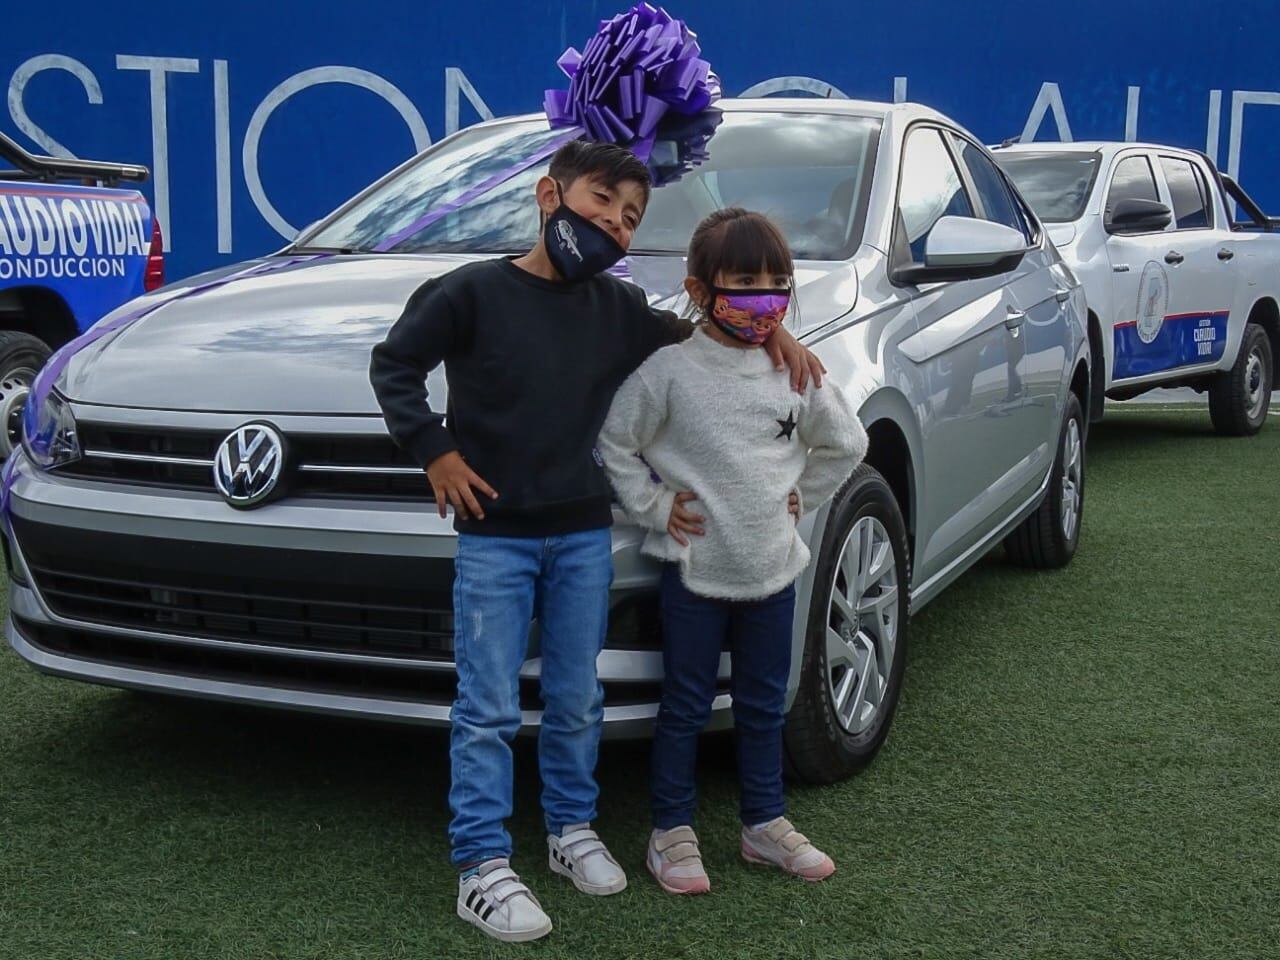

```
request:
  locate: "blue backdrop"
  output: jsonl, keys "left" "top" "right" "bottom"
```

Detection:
{"left": 5, "top": 0, "right": 1279, "bottom": 280}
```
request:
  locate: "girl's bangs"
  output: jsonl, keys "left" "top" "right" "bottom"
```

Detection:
{"left": 713, "top": 216, "right": 794, "bottom": 278}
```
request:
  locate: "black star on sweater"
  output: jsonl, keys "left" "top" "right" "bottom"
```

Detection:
{"left": 775, "top": 410, "right": 797, "bottom": 440}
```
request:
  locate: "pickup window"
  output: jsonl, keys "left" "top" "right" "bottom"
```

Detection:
{"left": 1159, "top": 156, "right": 1211, "bottom": 230}
{"left": 1105, "top": 156, "right": 1161, "bottom": 222}
{"left": 994, "top": 152, "right": 1099, "bottom": 223}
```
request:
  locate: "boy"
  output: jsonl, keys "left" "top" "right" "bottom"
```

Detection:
{"left": 369, "top": 140, "right": 822, "bottom": 943}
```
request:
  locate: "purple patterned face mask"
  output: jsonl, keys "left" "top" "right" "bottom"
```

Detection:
{"left": 708, "top": 287, "right": 791, "bottom": 344}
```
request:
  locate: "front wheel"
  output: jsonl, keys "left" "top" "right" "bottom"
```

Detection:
{"left": 0, "top": 331, "right": 51, "bottom": 459}
{"left": 784, "top": 465, "right": 911, "bottom": 784}
{"left": 1209, "top": 322, "right": 1272, "bottom": 436}
{"left": 1004, "top": 392, "right": 1085, "bottom": 570}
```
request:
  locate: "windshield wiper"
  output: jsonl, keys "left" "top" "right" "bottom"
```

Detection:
{"left": 284, "top": 244, "right": 363, "bottom": 255}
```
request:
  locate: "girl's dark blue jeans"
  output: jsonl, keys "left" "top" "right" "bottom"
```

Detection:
{"left": 651, "top": 563, "right": 796, "bottom": 829}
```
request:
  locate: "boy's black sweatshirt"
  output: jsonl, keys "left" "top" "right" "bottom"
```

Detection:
{"left": 370, "top": 257, "right": 688, "bottom": 537}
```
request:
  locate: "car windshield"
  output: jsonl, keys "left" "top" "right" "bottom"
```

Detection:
{"left": 993, "top": 152, "right": 1101, "bottom": 223}
{"left": 303, "top": 112, "right": 881, "bottom": 260}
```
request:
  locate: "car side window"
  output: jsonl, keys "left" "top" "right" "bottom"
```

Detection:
{"left": 1105, "top": 156, "right": 1160, "bottom": 220}
{"left": 955, "top": 138, "right": 1031, "bottom": 242}
{"left": 897, "top": 127, "right": 973, "bottom": 263}
{"left": 1159, "top": 156, "right": 1211, "bottom": 230}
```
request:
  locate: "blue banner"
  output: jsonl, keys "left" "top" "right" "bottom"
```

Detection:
{"left": 1114, "top": 311, "right": 1229, "bottom": 379}
{"left": 5, "top": 0, "right": 1280, "bottom": 281}
{"left": 0, "top": 182, "right": 151, "bottom": 324}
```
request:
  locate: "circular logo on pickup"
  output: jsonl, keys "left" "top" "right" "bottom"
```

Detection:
{"left": 213, "top": 422, "right": 286, "bottom": 508}
{"left": 1136, "top": 261, "right": 1169, "bottom": 345}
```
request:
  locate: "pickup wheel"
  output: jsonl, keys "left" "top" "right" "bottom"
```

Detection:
{"left": 1209, "top": 323, "right": 1272, "bottom": 436}
{"left": 1004, "top": 393, "right": 1085, "bottom": 570}
{"left": 0, "top": 331, "right": 51, "bottom": 458}
{"left": 784, "top": 466, "right": 910, "bottom": 784}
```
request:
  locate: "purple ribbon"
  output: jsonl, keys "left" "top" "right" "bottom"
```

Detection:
{"left": 25, "top": 255, "right": 331, "bottom": 429}
{"left": 373, "top": 129, "right": 582, "bottom": 253}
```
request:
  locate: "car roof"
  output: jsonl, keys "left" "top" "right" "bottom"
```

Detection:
{"left": 993, "top": 141, "right": 1202, "bottom": 158}
{"left": 476, "top": 97, "right": 957, "bottom": 129}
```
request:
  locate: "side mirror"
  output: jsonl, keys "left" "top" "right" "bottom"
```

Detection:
{"left": 893, "top": 216, "right": 1028, "bottom": 284}
{"left": 1105, "top": 198, "right": 1172, "bottom": 234}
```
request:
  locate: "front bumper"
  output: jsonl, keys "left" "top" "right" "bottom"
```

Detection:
{"left": 2, "top": 446, "right": 738, "bottom": 738}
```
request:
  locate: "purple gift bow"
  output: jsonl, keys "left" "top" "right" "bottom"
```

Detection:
{"left": 544, "top": 3, "right": 718, "bottom": 147}
{"left": 373, "top": 129, "right": 582, "bottom": 253}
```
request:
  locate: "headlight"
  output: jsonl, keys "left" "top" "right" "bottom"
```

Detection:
{"left": 21, "top": 388, "right": 80, "bottom": 469}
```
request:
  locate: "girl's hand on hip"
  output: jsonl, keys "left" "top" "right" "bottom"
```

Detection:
{"left": 667, "top": 491, "right": 706, "bottom": 546}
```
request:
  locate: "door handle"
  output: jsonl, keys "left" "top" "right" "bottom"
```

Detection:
{"left": 1005, "top": 306, "right": 1027, "bottom": 330}
{"left": 1218, "top": 248, "right": 1235, "bottom": 261}
{"left": 1054, "top": 287, "right": 1071, "bottom": 303}
{"left": 1164, "top": 250, "right": 1185, "bottom": 265}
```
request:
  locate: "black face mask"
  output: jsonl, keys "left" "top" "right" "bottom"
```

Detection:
{"left": 543, "top": 185, "right": 626, "bottom": 281}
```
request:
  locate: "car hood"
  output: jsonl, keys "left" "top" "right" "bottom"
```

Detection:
{"left": 59, "top": 252, "right": 856, "bottom": 414}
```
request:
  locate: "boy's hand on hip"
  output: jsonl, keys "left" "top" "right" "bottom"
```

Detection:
{"left": 667, "top": 491, "right": 706, "bottom": 546}
{"left": 425, "top": 451, "right": 498, "bottom": 520}
{"left": 788, "top": 491, "right": 800, "bottom": 524}
{"left": 764, "top": 325, "right": 826, "bottom": 392}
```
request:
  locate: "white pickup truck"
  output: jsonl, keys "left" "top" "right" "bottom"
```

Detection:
{"left": 994, "top": 142, "right": 1277, "bottom": 435}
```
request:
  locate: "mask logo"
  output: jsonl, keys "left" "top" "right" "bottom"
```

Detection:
{"left": 555, "top": 220, "right": 583, "bottom": 262}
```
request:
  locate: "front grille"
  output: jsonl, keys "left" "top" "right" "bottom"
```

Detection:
{"left": 56, "top": 424, "right": 431, "bottom": 502}
{"left": 30, "top": 564, "right": 455, "bottom": 659}
{"left": 15, "top": 516, "right": 456, "bottom": 663}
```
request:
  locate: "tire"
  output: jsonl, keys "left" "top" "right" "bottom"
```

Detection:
{"left": 0, "top": 331, "right": 51, "bottom": 459}
{"left": 783, "top": 465, "right": 911, "bottom": 784}
{"left": 1004, "top": 393, "right": 1085, "bottom": 570}
{"left": 1209, "top": 322, "right": 1272, "bottom": 437}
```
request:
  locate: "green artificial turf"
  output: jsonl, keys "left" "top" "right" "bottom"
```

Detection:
{"left": 1, "top": 408, "right": 1276, "bottom": 959}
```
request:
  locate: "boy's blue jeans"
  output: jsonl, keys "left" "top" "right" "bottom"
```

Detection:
{"left": 652, "top": 563, "right": 795, "bottom": 830}
{"left": 448, "top": 528, "right": 612, "bottom": 867}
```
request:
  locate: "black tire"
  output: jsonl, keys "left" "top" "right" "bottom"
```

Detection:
{"left": 1209, "top": 322, "right": 1273, "bottom": 436}
{"left": 0, "top": 330, "right": 51, "bottom": 458}
{"left": 783, "top": 465, "right": 911, "bottom": 784}
{"left": 1004, "top": 393, "right": 1085, "bottom": 570}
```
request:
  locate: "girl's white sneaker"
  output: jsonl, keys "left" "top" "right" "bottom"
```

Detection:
{"left": 646, "top": 825, "right": 711, "bottom": 895}
{"left": 741, "top": 817, "right": 836, "bottom": 881}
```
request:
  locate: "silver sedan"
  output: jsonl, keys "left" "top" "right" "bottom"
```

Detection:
{"left": 4, "top": 98, "right": 1089, "bottom": 782}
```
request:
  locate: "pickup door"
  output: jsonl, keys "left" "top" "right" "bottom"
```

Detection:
{"left": 1103, "top": 151, "right": 1236, "bottom": 380}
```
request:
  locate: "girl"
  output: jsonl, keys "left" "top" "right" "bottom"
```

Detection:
{"left": 597, "top": 209, "right": 868, "bottom": 894}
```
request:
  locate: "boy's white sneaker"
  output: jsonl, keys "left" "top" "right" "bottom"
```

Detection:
{"left": 547, "top": 823, "right": 628, "bottom": 895}
{"left": 456, "top": 859, "right": 553, "bottom": 943}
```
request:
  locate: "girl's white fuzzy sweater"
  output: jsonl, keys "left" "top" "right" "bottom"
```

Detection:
{"left": 598, "top": 328, "right": 868, "bottom": 600}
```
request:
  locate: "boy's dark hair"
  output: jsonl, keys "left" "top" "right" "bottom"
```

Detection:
{"left": 548, "top": 140, "right": 652, "bottom": 206}
{"left": 686, "top": 208, "right": 795, "bottom": 315}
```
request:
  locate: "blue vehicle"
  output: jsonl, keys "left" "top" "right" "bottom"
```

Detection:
{"left": 0, "top": 131, "right": 161, "bottom": 455}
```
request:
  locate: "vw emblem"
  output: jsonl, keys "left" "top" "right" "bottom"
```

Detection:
{"left": 213, "top": 422, "right": 286, "bottom": 508}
